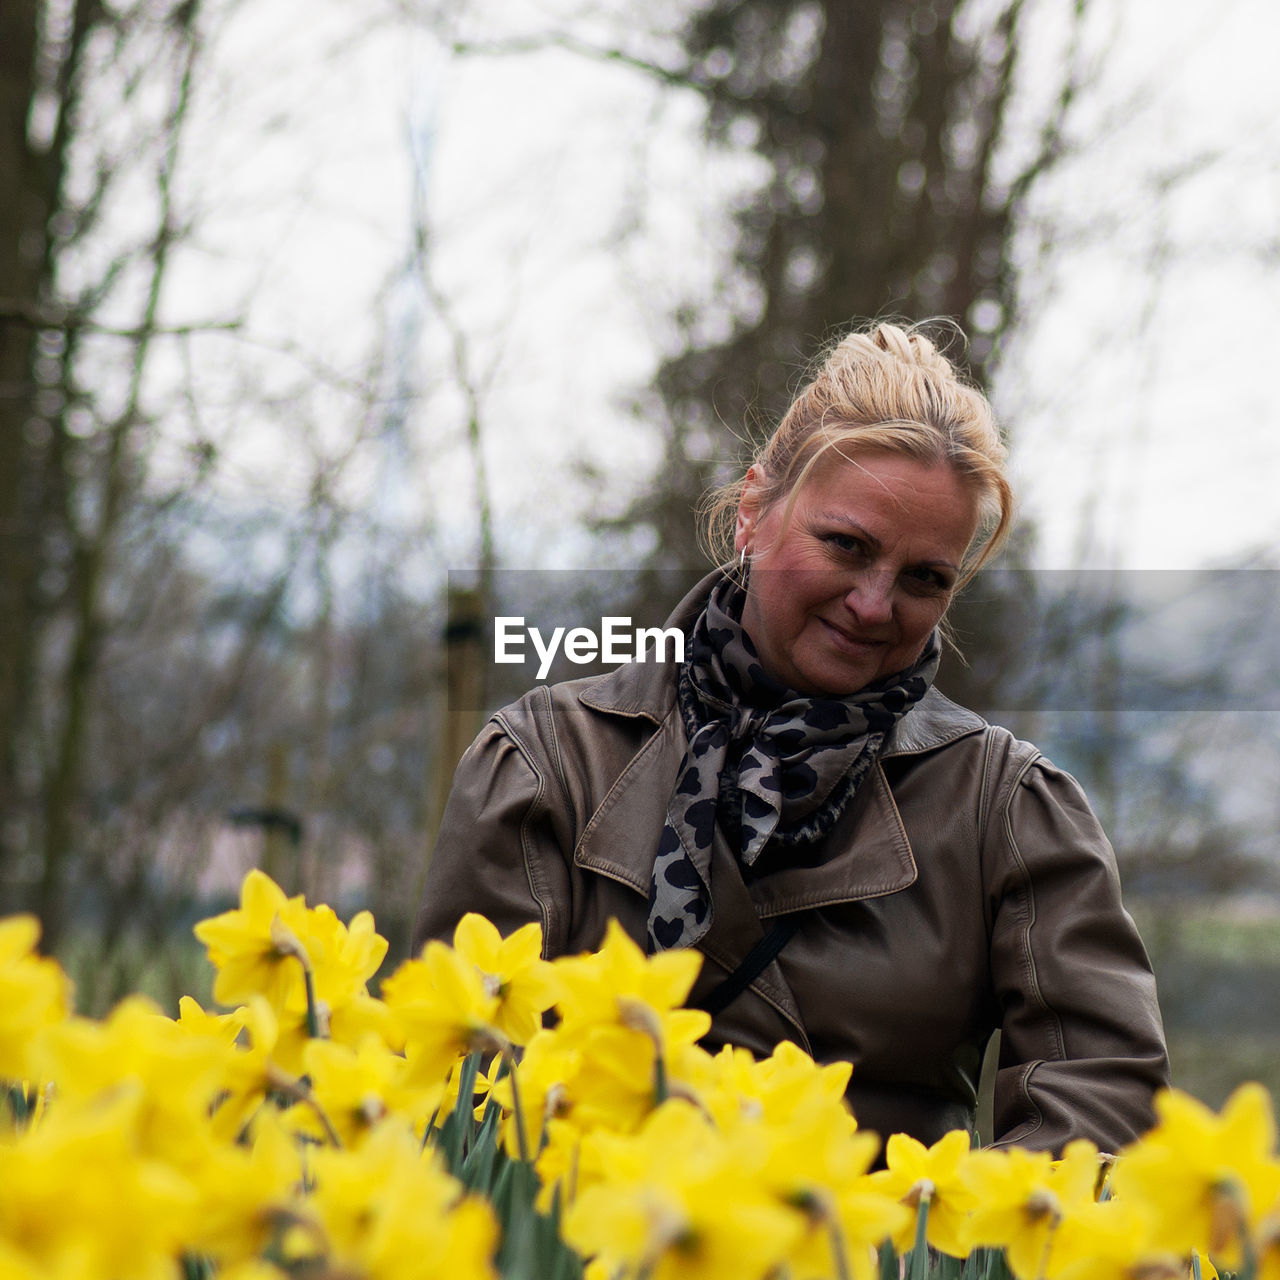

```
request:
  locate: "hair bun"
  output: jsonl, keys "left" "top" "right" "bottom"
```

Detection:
{"left": 821, "top": 321, "right": 960, "bottom": 385}
{"left": 867, "top": 323, "right": 956, "bottom": 378}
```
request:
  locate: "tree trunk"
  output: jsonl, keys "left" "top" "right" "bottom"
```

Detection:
{"left": 0, "top": 0, "right": 47, "bottom": 890}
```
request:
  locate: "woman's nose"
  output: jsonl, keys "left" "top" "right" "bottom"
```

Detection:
{"left": 843, "top": 571, "right": 894, "bottom": 625}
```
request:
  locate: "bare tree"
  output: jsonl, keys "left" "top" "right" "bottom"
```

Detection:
{"left": 0, "top": 0, "right": 424, "bottom": 962}
{"left": 0, "top": 0, "right": 66, "bottom": 902}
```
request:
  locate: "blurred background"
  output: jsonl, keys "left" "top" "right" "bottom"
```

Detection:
{"left": 2, "top": 0, "right": 1279, "bottom": 1106}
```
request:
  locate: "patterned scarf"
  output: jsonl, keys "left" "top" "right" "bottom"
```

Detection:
{"left": 646, "top": 576, "right": 939, "bottom": 952}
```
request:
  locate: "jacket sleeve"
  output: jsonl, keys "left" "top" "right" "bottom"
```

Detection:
{"left": 411, "top": 716, "right": 573, "bottom": 959}
{"left": 985, "top": 750, "right": 1170, "bottom": 1154}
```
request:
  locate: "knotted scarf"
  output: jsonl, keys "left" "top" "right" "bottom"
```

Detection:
{"left": 646, "top": 575, "right": 940, "bottom": 952}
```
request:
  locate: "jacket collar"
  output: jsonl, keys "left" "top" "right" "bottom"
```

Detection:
{"left": 572, "top": 691, "right": 931, "bottom": 916}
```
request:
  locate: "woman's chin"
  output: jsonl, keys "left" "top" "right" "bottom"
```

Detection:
{"left": 789, "top": 649, "right": 884, "bottom": 698}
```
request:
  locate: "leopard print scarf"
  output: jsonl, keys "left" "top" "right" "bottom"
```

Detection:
{"left": 646, "top": 576, "right": 939, "bottom": 952}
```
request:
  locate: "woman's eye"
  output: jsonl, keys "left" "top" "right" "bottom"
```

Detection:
{"left": 826, "top": 532, "right": 867, "bottom": 556}
{"left": 903, "top": 566, "right": 950, "bottom": 593}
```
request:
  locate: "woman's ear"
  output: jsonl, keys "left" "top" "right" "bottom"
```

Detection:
{"left": 734, "top": 466, "right": 765, "bottom": 554}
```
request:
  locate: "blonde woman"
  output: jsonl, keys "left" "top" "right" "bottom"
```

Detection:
{"left": 414, "top": 321, "right": 1169, "bottom": 1153}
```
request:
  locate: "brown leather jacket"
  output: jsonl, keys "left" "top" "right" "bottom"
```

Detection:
{"left": 414, "top": 573, "right": 1170, "bottom": 1154}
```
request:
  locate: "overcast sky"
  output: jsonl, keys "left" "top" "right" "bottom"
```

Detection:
{"left": 171, "top": 0, "right": 1280, "bottom": 578}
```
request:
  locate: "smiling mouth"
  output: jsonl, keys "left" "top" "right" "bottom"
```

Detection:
{"left": 818, "top": 619, "right": 889, "bottom": 652}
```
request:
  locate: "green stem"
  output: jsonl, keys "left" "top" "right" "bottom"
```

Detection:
{"left": 1239, "top": 1231, "right": 1258, "bottom": 1280}
{"left": 908, "top": 1190, "right": 932, "bottom": 1280}
{"left": 505, "top": 1046, "right": 531, "bottom": 1166}
{"left": 422, "top": 1104, "right": 441, "bottom": 1151}
{"left": 1034, "top": 1225, "right": 1057, "bottom": 1280}
{"left": 653, "top": 1050, "right": 669, "bottom": 1105}
{"left": 828, "top": 1218, "right": 853, "bottom": 1280}
{"left": 301, "top": 965, "right": 321, "bottom": 1039}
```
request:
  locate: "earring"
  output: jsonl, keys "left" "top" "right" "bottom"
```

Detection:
{"left": 738, "top": 547, "right": 747, "bottom": 570}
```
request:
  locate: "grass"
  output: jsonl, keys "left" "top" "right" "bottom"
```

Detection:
{"left": 1131, "top": 897, "right": 1280, "bottom": 966}
{"left": 57, "top": 924, "right": 216, "bottom": 1018}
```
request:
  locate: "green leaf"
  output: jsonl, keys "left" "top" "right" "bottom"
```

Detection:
{"left": 879, "top": 1241, "right": 900, "bottom": 1280}
{"left": 461, "top": 1096, "right": 504, "bottom": 1192}
{"left": 933, "top": 1250, "right": 964, "bottom": 1280}
{"left": 440, "top": 1051, "right": 483, "bottom": 1175}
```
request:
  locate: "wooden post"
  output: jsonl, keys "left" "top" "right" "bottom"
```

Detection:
{"left": 423, "top": 582, "right": 489, "bottom": 873}
{"left": 261, "top": 742, "right": 292, "bottom": 892}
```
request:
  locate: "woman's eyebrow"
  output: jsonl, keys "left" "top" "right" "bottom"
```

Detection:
{"left": 816, "top": 512, "right": 881, "bottom": 549}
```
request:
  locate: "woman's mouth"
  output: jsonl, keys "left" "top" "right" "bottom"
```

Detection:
{"left": 818, "top": 618, "right": 889, "bottom": 654}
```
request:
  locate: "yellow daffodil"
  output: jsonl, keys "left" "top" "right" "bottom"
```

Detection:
{"left": 744, "top": 1110, "right": 907, "bottom": 1280}
{"left": 32, "top": 994, "right": 230, "bottom": 1166}
{"left": 542, "top": 1019, "right": 717, "bottom": 1150}
{"left": 306, "top": 1122, "right": 498, "bottom": 1279}
{"left": 1050, "top": 1198, "right": 1184, "bottom": 1280}
{"left": 209, "top": 994, "right": 287, "bottom": 1140}
{"left": 309, "top": 903, "right": 389, "bottom": 1010}
{"left": 483, "top": 1028, "right": 582, "bottom": 1159}
{"left": 194, "top": 871, "right": 389, "bottom": 1056}
{"left": 870, "top": 1128, "right": 979, "bottom": 1258}
{"left": 285, "top": 1034, "right": 426, "bottom": 1147}
{"left": 0, "top": 1085, "right": 199, "bottom": 1279}
{"left": 1110, "top": 1083, "right": 1280, "bottom": 1269}
{"left": 963, "top": 1139, "right": 1102, "bottom": 1280}
{"left": 564, "top": 1098, "right": 804, "bottom": 1280}
{"left": 194, "top": 868, "right": 315, "bottom": 1010}
{"left": 450, "top": 913, "right": 559, "bottom": 1046}
{"left": 381, "top": 939, "right": 504, "bottom": 1090}
{"left": 174, "top": 993, "right": 249, "bottom": 1045}
{"left": 328, "top": 989, "right": 402, "bottom": 1052}
{"left": 18, "top": 875, "right": 1280, "bottom": 1280}
{"left": 269, "top": 988, "right": 401, "bottom": 1076}
{"left": 696, "top": 1040, "right": 856, "bottom": 1139}
{"left": 0, "top": 914, "right": 71, "bottom": 1083}
{"left": 536, "top": 1113, "right": 590, "bottom": 1211}
{"left": 186, "top": 1107, "right": 304, "bottom": 1265}
{"left": 552, "top": 919, "right": 710, "bottom": 1047}
{"left": 562, "top": 1022, "right": 682, "bottom": 1136}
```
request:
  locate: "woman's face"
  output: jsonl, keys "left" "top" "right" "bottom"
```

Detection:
{"left": 734, "top": 451, "right": 981, "bottom": 696}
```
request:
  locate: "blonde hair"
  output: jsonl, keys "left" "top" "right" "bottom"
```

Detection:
{"left": 701, "top": 320, "right": 1013, "bottom": 585}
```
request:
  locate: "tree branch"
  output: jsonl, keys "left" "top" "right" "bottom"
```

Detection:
{"left": 451, "top": 32, "right": 694, "bottom": 90}
{"left": 0, "top": 297, "right": 241, "bottom": 339}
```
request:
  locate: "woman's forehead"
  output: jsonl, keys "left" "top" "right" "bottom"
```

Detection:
{"left": 773, "top": 453, "right": 981, "bottom": 554}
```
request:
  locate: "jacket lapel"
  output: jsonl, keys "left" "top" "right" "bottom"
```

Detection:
{"left": 744, "top": 762, "right": 917, "bottom": 917}
{"left": 572, "top": 701, "right": 682, "bottom": 896}
{"left": 571, "top": 691, "right": 810, "bottom": 1041}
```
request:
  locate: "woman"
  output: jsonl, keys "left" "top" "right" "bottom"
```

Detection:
{"left": 413, "top": 321, "right": 1169, "bottom": 1153}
